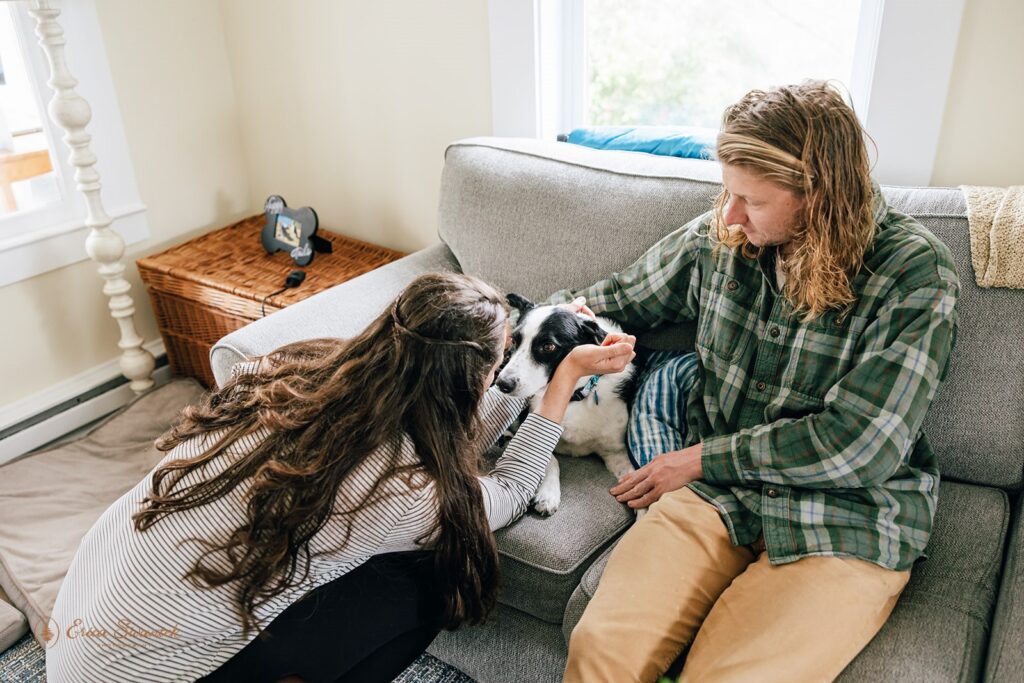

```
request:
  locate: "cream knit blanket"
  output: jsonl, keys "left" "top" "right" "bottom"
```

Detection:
{"left": 960, "top": 185, "right": 1024, "bottom": 288}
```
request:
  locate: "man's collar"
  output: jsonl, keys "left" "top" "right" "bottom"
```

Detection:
{"left": 871, "top": 179, "right": 888, "bottom": 226}
{"left": 758, "top": 248, "right": 783, "bottom": 295}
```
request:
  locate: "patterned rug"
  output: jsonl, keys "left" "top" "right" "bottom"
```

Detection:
{"left": 0, "top": 632, "right": 475, "bottom": 682}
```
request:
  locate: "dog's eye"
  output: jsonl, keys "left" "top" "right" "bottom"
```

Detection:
{"left": 540, "top": 343, "right": 557, "bottom": 354}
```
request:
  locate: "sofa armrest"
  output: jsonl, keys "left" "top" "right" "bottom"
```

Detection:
{"left": 986, "top": 490, "right": 1024, "bottom": 683}
{"left": 209, "top": 242, "right": 461, "bottom": 387}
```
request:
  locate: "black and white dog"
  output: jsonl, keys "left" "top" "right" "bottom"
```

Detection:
{"left": 495, "top": 294, "right": 640, "bottom": 515}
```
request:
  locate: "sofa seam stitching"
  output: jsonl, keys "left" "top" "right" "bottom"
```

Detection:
{"left": 984, "top": 493, "right": 1021, "bottom": 682}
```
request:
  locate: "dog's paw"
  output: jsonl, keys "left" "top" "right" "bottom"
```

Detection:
{"left": 532, "top": 486, "right": 561, "bottom": 516}
{"left": 611, "top": 463, "right": 635, "bottom": 480}
{"left": 603, "top": 452, "right": 635, "bottom": 481}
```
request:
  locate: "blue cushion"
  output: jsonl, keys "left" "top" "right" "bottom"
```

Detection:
{"left": 565, "top": 125, "right": 717, "bottom": 160}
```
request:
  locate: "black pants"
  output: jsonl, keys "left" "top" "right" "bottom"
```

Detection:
{"left": 198, "top": 551, "right": 441, "bottom": 683}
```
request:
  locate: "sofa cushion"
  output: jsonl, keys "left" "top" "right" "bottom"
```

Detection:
{"left": 439, "top": 138, "right": 722, "bottom": 304}
{"left": 440, "top": 138, "right": 1024, "bottom": 490}
{"left": 839, "top": 481, "right": 1008, "bottom": 681}
{"left": 883, "top": 189, "right": 1024, "bottom": 490}
{"left": 985, "top": 491, "right": 1024, "bottom": 683}
{"left": 210, "top": 242, "right": 461, "bottom": 387}
{"left": 560, "top": 481, "right": 1008, "bottom": 681}
{"left": 492, "top": 454, "right": 633, "bottom": 624}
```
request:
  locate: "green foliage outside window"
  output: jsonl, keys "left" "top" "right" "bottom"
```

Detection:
{"left": 586, "top": 0, "right": 861, "bottom": 128}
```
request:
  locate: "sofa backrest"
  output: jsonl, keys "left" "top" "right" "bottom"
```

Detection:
{"left": 438, "top": 137, "right": 1024, "bottom": 491}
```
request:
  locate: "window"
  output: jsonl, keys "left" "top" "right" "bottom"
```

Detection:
{"left": 0, "top": 0, "right": 148, "bottom": 288}
{"left": 487, "top": 0, "right": 966, "bottom": 185}
{"left": 0, "top": 5, "right": 62, "bottom": 219}
{"left": 585, "top": 0, "right": 862, "bottom": 129}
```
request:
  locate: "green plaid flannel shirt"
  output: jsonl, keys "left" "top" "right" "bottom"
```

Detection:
{"left": 551, "top": 187, "right": 960, "bottom": 570}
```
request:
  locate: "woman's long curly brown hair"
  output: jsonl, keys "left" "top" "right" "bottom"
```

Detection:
{"left": 132, "top": 273, "right": 509, "bottom": 638}
{"left": 712, "top": 80, "right": 877, "bottom": 322}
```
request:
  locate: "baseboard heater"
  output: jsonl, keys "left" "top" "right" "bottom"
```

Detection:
{"left": 0, "top": 354, "right": 173, "bottom": 467}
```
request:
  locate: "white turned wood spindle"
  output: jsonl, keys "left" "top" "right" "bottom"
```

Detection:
{"left": 27, "top": 0, "right": 155, "bottom": 393}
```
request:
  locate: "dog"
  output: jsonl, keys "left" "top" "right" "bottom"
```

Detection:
{"left": 495, "top": 294, "right": 640, "bottom": 515}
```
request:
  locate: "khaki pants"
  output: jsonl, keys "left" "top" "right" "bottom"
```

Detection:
{"left": 564, "top": 487, "right": 910, "bottom": 683}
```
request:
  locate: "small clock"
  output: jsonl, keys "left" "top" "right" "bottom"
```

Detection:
{"left": 261, "top": 195, "right": 329, "bottom": 266}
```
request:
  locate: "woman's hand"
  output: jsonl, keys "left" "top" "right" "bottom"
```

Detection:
{"left": 609, "top": 443, "right": 704, "bottom": 509}
{"left": 535, "top": 334, "right": 636, "bottom": 424}
{"left": 560, "top": 333, "right": 636, "bottom": 380}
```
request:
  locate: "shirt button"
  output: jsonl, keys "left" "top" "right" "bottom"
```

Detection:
{"left": 769, "top": 326, "right": 780, "bottom": 338}
{"left": 756, "top": 381, "right": 767, "bottom": 391}
{"left": 727, "top": 280, "right": 738, "bottom": 291}
{"left": 767, "top": 488, "right": 779, "bottom": 498}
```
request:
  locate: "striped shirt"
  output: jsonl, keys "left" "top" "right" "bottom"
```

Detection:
{"left": 551, "top": 184, "right": 960, "bottom": 571}
{"left": 46, "top": 360, "right": 561, "bottom": 682}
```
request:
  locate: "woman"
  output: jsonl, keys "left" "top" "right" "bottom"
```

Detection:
{"left": 46, "top": 273, "right": 635, "bottom": 683}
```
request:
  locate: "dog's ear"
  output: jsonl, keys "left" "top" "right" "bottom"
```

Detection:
{"left": 506, "top": 293, "right": 536, "bottom": 314}
{"left": 580, "top": 318, "right": 607, "bottom": 346}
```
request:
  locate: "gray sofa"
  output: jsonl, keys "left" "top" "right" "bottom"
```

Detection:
{"left": 210, "top": 137, "right": 1024, "bottom": 682}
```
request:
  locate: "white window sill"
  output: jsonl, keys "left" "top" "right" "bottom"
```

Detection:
{"left": 0, "top": 202, "right": 149, "bottom": 288}
{"left": 0, "top": 0, "right": 149, "bottom": 288}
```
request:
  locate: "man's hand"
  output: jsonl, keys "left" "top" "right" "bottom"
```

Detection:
{"left": 610, "top": 443, "right": 704, "bottom": 509}
{"left": 558, "top": 296, "right": 597, "bottom": 320}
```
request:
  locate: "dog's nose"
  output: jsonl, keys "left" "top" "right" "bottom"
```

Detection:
{"left": 495, "top": 376, "right": 517, "bottom": 394}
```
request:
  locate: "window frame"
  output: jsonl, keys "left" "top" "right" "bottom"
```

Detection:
{"left": 0, "top": 0, "right": 148, "bottom": 288}
{"left": 487, "top": 0, "right": 967, "bottom": 186}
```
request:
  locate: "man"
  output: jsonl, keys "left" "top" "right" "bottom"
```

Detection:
{"left": 552, "top": 81, "right": 960, "bottom": 682}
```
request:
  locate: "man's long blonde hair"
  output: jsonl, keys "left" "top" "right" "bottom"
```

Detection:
{"left": 712, "top": 80, "right": 876, "bottom": 322}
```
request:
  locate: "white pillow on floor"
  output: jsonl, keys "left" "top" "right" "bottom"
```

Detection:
{"left": 0, "top": 378, "right": 206, "bottom": 648}
{"left": 0, "top": 585, "right": 28, "bottom": 654}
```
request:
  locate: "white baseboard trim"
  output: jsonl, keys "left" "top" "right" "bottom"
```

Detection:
{"left": 0, "top": 340, "right": 176, "bottom": 467}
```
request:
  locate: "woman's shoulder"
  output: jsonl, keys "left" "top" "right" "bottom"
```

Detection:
{"left": 229, "top": 357, "right": 268, "bottom": 380}
{"left": 159, "top": 424, "right": 272, "bottom": 468}
{"left": 387, "top": 433, "right": 431, "bottom": 484}
{"left": 227, "top": 344, "right": 337, "bottom": 382}
{"left": 357, "top": 435, "right": 433, "bottom": 504}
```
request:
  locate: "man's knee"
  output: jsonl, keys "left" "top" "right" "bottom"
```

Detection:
{"left": 568, "top": 608, "right": 680, "bottom": 683}
{"left": 568, "top": 614, "right": 640, "bottom": 682}
{"left": 567, "top": 609, "right": 613, "bottom": 656}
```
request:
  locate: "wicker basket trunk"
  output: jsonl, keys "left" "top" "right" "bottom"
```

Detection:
{"left": 137, "top": 215, "right": 404, "bottom": 387}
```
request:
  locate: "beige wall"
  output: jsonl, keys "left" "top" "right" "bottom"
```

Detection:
{"left": 0, "top": 0, "right": 251, "bottom": 406}
{"left": 217, "top": 0, "right": 492, "bottom": 254}
{"left": 931, "top": 0, "right": 1024, "bottom": 187}
{"left": 0, "top": 0, "right": 493, "bottom": 410}
{"left": 2, "top": 0, "right": 1021, "bottom": 410}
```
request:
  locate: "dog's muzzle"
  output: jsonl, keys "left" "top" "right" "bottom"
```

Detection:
{"left": 495, "top": 376, "right": 518, "bottom": 394}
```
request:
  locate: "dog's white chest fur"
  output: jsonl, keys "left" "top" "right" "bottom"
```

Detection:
{"left": 529, "top": 375, "right": 631, "bottom": 458}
